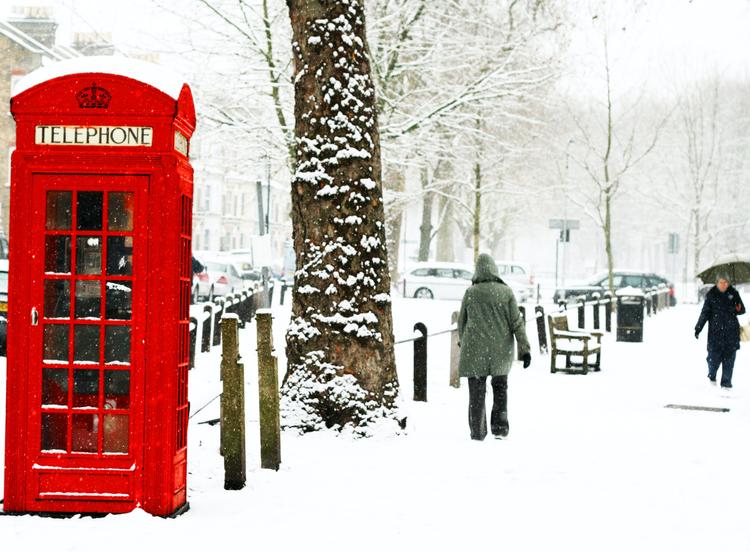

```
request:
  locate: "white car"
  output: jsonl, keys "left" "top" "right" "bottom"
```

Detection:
{"left": 496, "top": 260, "right": 534, "bottom": 302}
{"left": 198, "top": 259, "right": 246, "bottom": 301}
{"left": 400, "top": 263, "right": 473, "bottom": 300}
{"left": 400, "top": 262, "right": 527, "bottom": 302}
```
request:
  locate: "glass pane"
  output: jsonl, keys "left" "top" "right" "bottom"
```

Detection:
{"left": 76, "top": 236, "right": 102, "bottom": 275}
{"left": 108, "top": 192, "right": 134, "bottom": 231}
{"left": 105, "top": 326, "right": 130, "bottom": 364}
{"left": 41, "top": 413, "right": 68, "bottom": 452}
{"left": 103, "top": 415, "right": 128, "bottom": 453}
{"left": 43, "top": 325, "right": 69, "bottom": 362}
{"left": 74, "top": 324, "right": 99, "bottom": 363}
{"left": 45, "top": 235, "right": 71, "bottom": 274}
{"left": 73, "top": 369, "right": 99, "bottom": 408}
{"left": 42, "top": 369, "right": 68, "bottom": 406}
{"left": 106, "top": 281, "right": 132, "bottom": 320}
{"left": 46, "top": 191, "right": 72, "bottom": 230}
{"left": 106, "top": 236, "right": 133, "bottom": 275}
{"left": 76, "top": 192, "right": 103, "bottom": 231}
{"left": 71, "top": 414, "right": 98, "bottom": 453}
{"left": 75, "top": 281, "right": 101, "bottom": 319}
{"left": 104, "top": 370, "right": 130, "bottom": 409}
{"left": 44, "top": 280, "right": 70, "bottom": 319}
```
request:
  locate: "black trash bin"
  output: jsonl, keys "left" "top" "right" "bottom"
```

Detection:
{"left": 617, "top": 290, "right": 645, "bottom": 342}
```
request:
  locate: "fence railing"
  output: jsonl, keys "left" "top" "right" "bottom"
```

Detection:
{"left": 188, "top": 281, "right": 272, "bottom": 368}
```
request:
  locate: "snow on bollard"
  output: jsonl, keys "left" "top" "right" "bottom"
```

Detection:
{"left": 256, "top": 309, "right": 281, "bottom": 471}
{"left": 220, "top": 313, "right": 246, "bottom": 490}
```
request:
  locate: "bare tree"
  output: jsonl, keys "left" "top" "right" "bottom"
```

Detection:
{"left": 565, "top": 30, "right": 668, "bottom": 293}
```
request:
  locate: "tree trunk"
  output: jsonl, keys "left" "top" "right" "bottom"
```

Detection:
{"left": 435, "top": 193, "right": 454, "bottom": 262}
{"left": 384, "top": 165, "right": 404, "bottom": 286}
{"left": 417, "top": 168, "right": 433, "bottom": 262}
{"left": 693, "top": 203, "right": 701, "bottom": 278}
{"left": 284, "top": 0, "right": 399, "bottom": 433}
{"left": 473, "top": 161, "right": 481, "bottom": 263}
{"left": 604, "top": 189, "right": 614, "bottom": 294}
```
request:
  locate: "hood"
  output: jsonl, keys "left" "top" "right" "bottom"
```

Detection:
{"left": 472, "top": 253, "right": 504, "bottom": 284}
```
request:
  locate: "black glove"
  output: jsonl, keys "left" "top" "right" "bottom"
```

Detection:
{"left": 522, "top": 352, "right": 531, "bottom": 369}
{"left": 695, "top": 329, "right": 700, "bottom": 340}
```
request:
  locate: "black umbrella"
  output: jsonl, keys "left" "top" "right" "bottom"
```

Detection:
{"left": 696, "top": 254, "right": 750, "bottom": 285}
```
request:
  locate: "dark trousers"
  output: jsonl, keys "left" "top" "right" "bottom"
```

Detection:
{"left": 707, "top": 348, "right": 736, "bottom": 387}
{"left": 467, "top": 375, "right": 508, "bottom": 440}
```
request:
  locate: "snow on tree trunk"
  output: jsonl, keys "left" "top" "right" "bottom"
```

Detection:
{"left": 283, "top": 0, "right": 399, "bottom": 433}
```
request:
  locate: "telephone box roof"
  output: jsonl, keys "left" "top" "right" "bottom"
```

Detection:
{"left": 12, "top": 55, "right": 186, "bottom": 99}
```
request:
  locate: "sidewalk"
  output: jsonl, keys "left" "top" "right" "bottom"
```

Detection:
{"left": 1, "top": 302, "right": 749, "bottom": 552}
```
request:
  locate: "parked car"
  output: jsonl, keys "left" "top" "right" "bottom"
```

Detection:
{"left": 0, "top": 258, "right": 8, "bottom": 355}
{"left": 192, "top": 255, "right": 210, "bottom": 303}
{"left": 496, "top": 260, "right": 534, "bottom": 302}
{"left": 400, "top": 262, "right": 473, "bottom": 300}
{"left": 399, "top": 262, "right": 529, "bottom": 302}
{"left": 196, "top": 259, "right": 245, "bottom": 301}
{"left": 553, "top": 270, "right": 676, "bottom": 305}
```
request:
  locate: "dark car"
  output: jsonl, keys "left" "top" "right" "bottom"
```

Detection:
{"left": 553, "top": 271, "right": 676, "bottom": 305}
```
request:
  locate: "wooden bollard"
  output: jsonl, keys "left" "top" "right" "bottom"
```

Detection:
{"left": 449, "top": 312, "right": 460, "bottom": 388}
{"left": 535, "top": 305, "right": 548, "bottom": 354}
{"left": 413, "top": 323, "right": 428, "bottom": 402}
{"left": 256, "top": 309, "right": 281, "bottom": 471}
{"left": 220, "top": 314, "right": 246, "bottom": 490}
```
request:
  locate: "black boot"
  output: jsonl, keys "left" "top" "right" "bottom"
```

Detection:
{"left": 490, "top": 376, "right": 509, "bottom": 438}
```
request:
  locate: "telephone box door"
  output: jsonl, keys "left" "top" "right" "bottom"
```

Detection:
{"left": 26, "top": 174, "right": 147, "bottom": 509}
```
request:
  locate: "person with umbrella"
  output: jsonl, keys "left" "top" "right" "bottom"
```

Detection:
{"left": 695, "top": 273, "right": 745, "bottom": 388}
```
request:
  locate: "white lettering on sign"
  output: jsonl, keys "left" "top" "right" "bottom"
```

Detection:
{"left": 35, "top": 126, "right": 153, "bottom": 146}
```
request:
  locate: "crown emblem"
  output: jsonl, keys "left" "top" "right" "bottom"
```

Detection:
{"left": 76, "top": 82, "right": 111, "bottom": 108}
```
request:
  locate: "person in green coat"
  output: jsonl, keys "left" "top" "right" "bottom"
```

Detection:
{"left": 458, "top": 253, "right": 531, "bottom": 440}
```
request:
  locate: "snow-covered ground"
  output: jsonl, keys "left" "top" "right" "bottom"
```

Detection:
{"left": 2, "top": 299, "right": 750, "bottom": 551}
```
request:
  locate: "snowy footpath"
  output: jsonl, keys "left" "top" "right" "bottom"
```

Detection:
{"left": 1, "top": 300, "right": 750, "bottom": 551}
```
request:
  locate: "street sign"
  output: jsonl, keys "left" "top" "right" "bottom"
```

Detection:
{"left": 549, "top": 218, "right": 580, "bottom": 230}
{"left": 668, "top": 232, "right": 679, "bottom": 254}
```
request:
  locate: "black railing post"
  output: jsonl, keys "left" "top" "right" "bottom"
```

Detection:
{"left": 535, "top": 305, "right": 548, "bottom": 354}
{"left": 605, "top": 292, "right": 613, "bottom": 333}
{"left": 202, "top": 304, "right": 212, "bottom": 352}
{"left": 592, "top": 293, "right": 601, "bottom": 330}
{"left": 189, "top": 316, "right": 197, "bottom": 369}
{"left": 213, "top": 297, "right": 225, "bottom": 347}
{"left": 577, "top": 299, "right": 585, "bottom": 329}
{"left": 413, "top": 322, "right": 428, "bottom": 402}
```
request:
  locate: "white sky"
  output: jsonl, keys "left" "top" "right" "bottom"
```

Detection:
{"left": 3, "top": 0, "right": 750, "bottom": 96}
{"left": 563, "top": 0, "right": 750, "bottom": 98}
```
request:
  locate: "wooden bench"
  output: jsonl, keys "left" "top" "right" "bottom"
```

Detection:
{"left": 547, "top": 312, "right": 602, "bottom": 374}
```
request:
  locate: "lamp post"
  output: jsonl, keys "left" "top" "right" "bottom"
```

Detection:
{"left": 561, "top": 137, "right": 575, "bottom": 289}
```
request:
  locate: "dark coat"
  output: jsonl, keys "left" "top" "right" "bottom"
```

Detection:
{"left": 458, "top": 254, "right": 530, "bottom": 378}
{"left": 695, "top": 285, "right": 746, "bottom": 351}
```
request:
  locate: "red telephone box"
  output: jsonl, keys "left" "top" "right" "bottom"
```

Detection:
{"left": 3, "top": 58, "right": 195, "bottom": 516}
